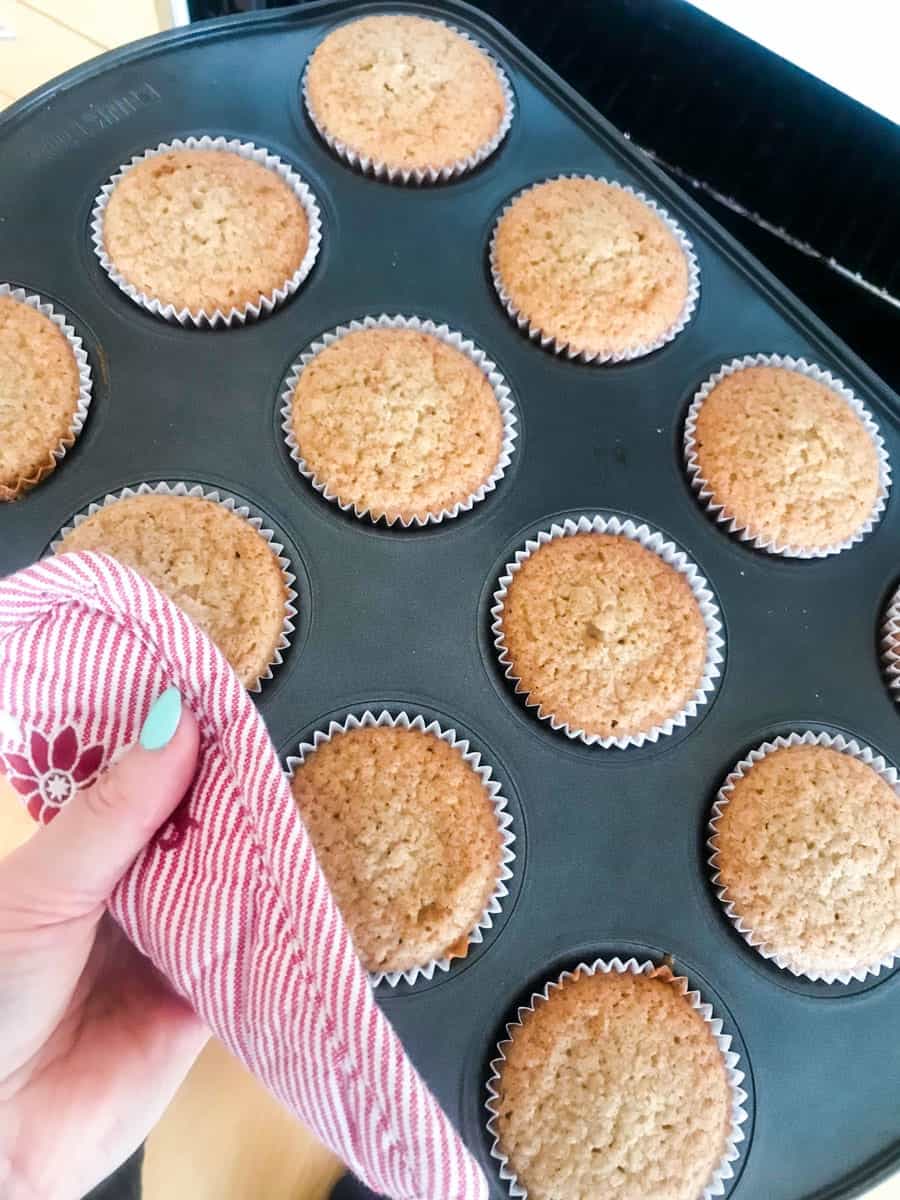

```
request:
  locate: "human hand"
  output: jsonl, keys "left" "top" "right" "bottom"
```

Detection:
{"left": 0, "top": 688, "right": 208, "bottom": 1200}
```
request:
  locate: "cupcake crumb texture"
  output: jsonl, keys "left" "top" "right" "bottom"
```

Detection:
{"left": 102, "top": 149, "right": 310, "bottom": 316}
{"left": 493, "top": 177, "right": 689, "bottom": 358}
{"left": 714, "top": 744, "right": 900, "bottom": 976}
{"left": 500, "top": 533, "right": 707, "bottom": 739}
{"left": 0, "top": 296, "right": 81, "bottom": 501}
{"left": 692, "top": 365, "right": 881, "bottom": 551}
{"left": 493, "top": 967, "right": 732, "bottom": 1200}
{"left": 306, "top": 14, "right": 507, "bottom": 173}
{"left": 56, "top": 493, "right": 288, "bottom": 688}
{"left": 291, "top": 725, "right": 502, "bottom": 975}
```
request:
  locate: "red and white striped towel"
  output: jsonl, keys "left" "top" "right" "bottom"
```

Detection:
{"left": 0, "top": 551, "right": 487, "bottom": 1200}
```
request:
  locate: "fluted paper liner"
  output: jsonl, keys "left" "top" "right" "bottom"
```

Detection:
{"left": 0, "top": 283, "right": 93, "bottom": 501}
{"left": 280, "top": 314, "right": 518, "bottom": 526}
{"left": 286, "top": 709, "right": 516, "bottom": 987}
{"left": 708, "top": 730, "right": 900, "bottom": 983}
{"left": 485, "top": 956, "right": 748, "bottom": 1199}
{"left": 51, "top": 482, "right": 297, "bottom": 693}
{"left": 491, "top": 515, "right": 724, "bottom": 747}
{"left": 489, "top": 174, "right": 700, "bottom": 363}
{"left": 881, "top": 588, "right": 900, "bottom": 703}
{"left": 91, "top": 136, "right": 322, "bottom": 327}
{"left": 302, "top": 20, "right": 514, "bottom": 185}
{"left": 684, "top": 354, "right": 890, "bottom": 557}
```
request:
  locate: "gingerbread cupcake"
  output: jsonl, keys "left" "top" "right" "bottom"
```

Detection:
{"left": 0, "top": 286, "right": 91, "bottom": 501}
{"left": 53, "top": 484, "right": 294, "bottom": 690}
{"left": 282, "top": 316, "right": 516, "bottom": 525}
{"left": 304, "top": 14, "right": 513, "bottom": 182}
{"left": 288, "top": 712, "right": 514, "bottom": 984}
{"left": 92, "top": 137, "right": 322, "bottom": 325}
{"left": 486, "top": 959, "right": 746, "bottom": 1200}
{"left": 685, "top": 356, "right": 889, "bottom": 556}
{"left": 492, "top": 516, "right": 722, "bottom": 747}
{"left": 710, "top": 733, "right": 900, "bottom": 982}
{"left": 491, "top": 176, "right": 697, "bottom": 361}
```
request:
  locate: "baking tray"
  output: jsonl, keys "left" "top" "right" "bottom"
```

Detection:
{"left": 1, "top": 3, "right": 899, "bottom": 1197}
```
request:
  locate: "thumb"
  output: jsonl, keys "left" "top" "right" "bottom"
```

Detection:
{"left": 5, "top": 687, "right": 199, "bottom": 919}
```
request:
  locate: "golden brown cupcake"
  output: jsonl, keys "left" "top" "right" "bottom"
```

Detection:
{"left": 712, "top": 742, "right": 900, "bottom": 978}
{"left": 290, "top": 723, "right": 503, "bottom": 976}
{"left": 688, "top": 363, "right": 883, "bottom": 553}
{"left": 0, "top": 295, "right": 83, "bottom": 502}
{"left": 55, "top": 492, "right": 289, "bottom": 688}
{"left": 497, "top": 532, "right": 708, "bottom": 740}
{"left": 492, "top": 176, "right": 691, "bottom": 359}
{"left": 304, "top": 15, "right": 509, "bottom": 178}
{"left": 288, "top": 326, "right": 506, "bottom": 523}
{"left": 490, "top": 966, "right": 734, "bottom": 1200}
{"left": 101, "top": 148, "right": 310, "bottom": 317}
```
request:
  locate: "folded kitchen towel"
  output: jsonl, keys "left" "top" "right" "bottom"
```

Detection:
{"left": 0, "top": 551, "right": 487, "bottom": 1200}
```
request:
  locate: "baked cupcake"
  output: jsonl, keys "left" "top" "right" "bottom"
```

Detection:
{"left": 0, "top": 291, "right": 89, "bottom": 502}
{"left": 491, "top": 176, "right": 695, "bottom": 361}
{"left": 54, "top": 489, "right": 291, "bottom": 689}
{"left": 710, "top": 737, "right": 900, "bottom": 980}
{"left": 289, "top": 717, "right": 508, "bottom": 980}
{"left": 95, "top": 139, "right": 319, "bottom": 322}
{"left": 494, "top": 519, "right": 720, "bottom": 745}
{"left": 304, "top": 15, "right": 511, "bottom": 181}
{"left": 487, "top": 963, "right": 740, "bottom": 1200}
{"left": 686, "top": 358, "right": 887, "bottom": 556}
{"left": 285, "top": 320, "right": 513, "bottom": 524}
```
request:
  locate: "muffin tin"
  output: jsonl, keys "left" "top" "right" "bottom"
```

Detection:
{"left": 1, "top": 2, "right": 898, "bottom": 1197}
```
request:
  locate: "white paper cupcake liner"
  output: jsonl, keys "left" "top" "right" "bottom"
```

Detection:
{"left": 286, "top": 709, "right": 516, "bottom": 987}
{"left": 50, "top": 481, "right": 297, "bottom": 693}
{"left": 684, "top": 354, "right": 891, "bottom": 558}
{"left": 280, "top": 314, "right": 518, "bottom": 527}
{"left": 489, "top": 174, "right": 700, "bottom": 363}
{"left": 302, "top": 20, "right": 514, "bottom": 185}
{"left": 90, "top": 136, "right": 323, "bottom": 328}
{"left": 881, "top": 587, "right": 900, "bottom": 702}
{"left": 0, "top": 283, "right": 93, "bottom": 502}
{"left": 491, "top": 515, "right": 724, "bottom": 748}
{"left": 708, "top": 730, "right": 900, "bottom": 983}
{"left": 485, "top": 956, "right": 748, "bottom": 1199}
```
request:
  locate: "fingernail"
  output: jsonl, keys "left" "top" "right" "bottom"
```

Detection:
{"left": 140, "top": 687, "right": 182, "bottom": 750}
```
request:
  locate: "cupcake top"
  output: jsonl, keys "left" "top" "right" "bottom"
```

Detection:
{"left": 691, "top": 365, "right": 882, "bottom": 552}
{"left": 290, "top": 724, "right": 502, "bottom": 975}
{"left": 305, "top": 15, "right": 507, "bottom": 174}
{"left": 55, "top": 493, "right": 288, "bottom": 688}
{"left": 0, "top": 296, "right": 81, "bottom": 501}
{"left": 101, "top": 149, "right": 310, "bottom": 316}
{"left": 492, "top": 967, "right": 732, "bottom": 1200}
{"left": 289, "top": 326, "right": 505, "bottom": 523}
{"left": 499, "top": 533, "right": 707, "bottom": 739}
{"left": 492, "top": 177, "right": 690, "bottom": 358}
{"left": 714, "top": 744, "right": 900, "bottom": 977}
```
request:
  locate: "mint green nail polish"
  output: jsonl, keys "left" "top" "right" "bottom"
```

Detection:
{"left": 140, "top": 686, "right": 182, "bottom": 750}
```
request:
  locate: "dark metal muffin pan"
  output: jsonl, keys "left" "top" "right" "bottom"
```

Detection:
{"left": 1, "top": 3, "right": 898, "bottom": 1197}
